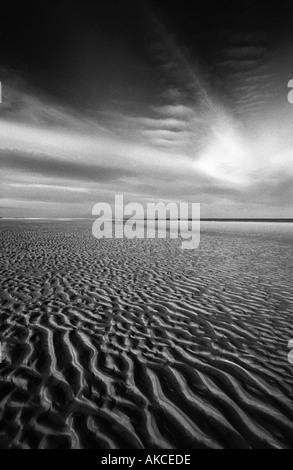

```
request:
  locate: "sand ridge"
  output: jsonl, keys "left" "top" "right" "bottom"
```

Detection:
{"left": 0, "top": 221, "right": 293, "bottom": 449}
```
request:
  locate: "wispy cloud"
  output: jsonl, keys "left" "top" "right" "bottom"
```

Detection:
{"left": 0, "top": 150, "right": 135, "bottom": 183}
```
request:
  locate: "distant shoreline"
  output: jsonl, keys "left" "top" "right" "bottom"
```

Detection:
{"left": 1, "top": 218, "right": 293, "bottom": 223}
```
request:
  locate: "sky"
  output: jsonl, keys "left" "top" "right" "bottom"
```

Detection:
{"left": 1, "top": 0, "right": 293, "bottom": 218}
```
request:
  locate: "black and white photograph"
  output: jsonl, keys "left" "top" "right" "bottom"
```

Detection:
{"left": 1, "top": 0, "right": 293, "bottom": 452}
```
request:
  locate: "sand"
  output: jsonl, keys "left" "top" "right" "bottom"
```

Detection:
{"left": 0, "top": 220, "right": 293, "bottom": 449}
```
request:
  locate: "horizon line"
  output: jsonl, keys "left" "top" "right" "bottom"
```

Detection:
{"left": 1, "top": 217, "right": 293, "bottom": 223}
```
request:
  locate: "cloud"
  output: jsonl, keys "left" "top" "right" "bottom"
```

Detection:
{"left": 151, "top": 104, "right": 194, "bottom": 118}
{"left": 0, "top": 150, "right": 136, "bottom": 183}
{"left": 0, "top": 76, "right": 107, "bottom": 132}
{"left": 1, "top": 1, "right": 293, "bottom": 221}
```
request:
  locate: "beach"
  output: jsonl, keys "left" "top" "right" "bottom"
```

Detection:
{"left": 0, "top": 220, "right": 293, "bottom": 449}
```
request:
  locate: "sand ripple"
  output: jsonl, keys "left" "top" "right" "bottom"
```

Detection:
{"left": 0, "top": 221, "right": 293, "bottom": 449}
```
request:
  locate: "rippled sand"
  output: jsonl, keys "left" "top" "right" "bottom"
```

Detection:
{"left": 0, "top": 220, "right": 293, "bottom": 449}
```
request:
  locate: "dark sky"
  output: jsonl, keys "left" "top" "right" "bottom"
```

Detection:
{"left": 1, "top": 0, "right": 293, "bottom": 217}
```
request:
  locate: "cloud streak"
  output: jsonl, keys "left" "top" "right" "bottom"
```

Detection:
{"left": 0, "top": 150, "right": 135, "bottom": 183}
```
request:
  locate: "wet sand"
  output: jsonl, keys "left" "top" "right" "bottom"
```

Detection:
{"left": 0, "top": 220, "right": 293, "bottom": 449}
